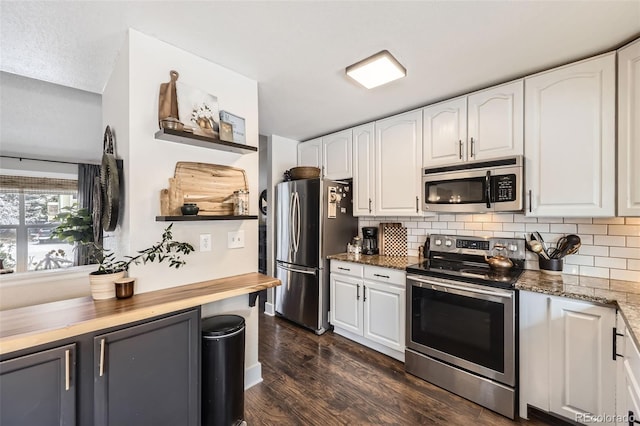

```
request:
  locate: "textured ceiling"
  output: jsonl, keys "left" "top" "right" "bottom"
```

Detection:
{"left": 1, "top": 1, "right": 639, "bottom": 141}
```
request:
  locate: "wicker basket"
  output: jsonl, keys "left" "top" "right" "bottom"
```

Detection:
{"left": 290, "top": 166, "right": 321, "bottom": 180}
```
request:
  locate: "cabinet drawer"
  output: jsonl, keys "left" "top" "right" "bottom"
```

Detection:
{"left": 364, "top": 265, "right": 405, "bottom": 286}
{"left": 330, "top": 260, "right": 364, "bottom": 277}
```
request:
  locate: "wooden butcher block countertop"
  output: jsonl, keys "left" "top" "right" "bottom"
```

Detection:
{"left": 0, "top": 272, "right": 280, "bottom": 356}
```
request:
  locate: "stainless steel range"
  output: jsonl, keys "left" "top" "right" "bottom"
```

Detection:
{"left": 405, "top": 234, "right": 526, "bottom": 419}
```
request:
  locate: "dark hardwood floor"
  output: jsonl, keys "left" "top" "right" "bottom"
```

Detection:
{"left": 245, "top": 313, "right": 552, "bottom": 426}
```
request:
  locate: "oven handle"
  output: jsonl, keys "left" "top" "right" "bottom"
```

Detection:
{"left": 407, "top": 275, "right": 513, "bottom": 299}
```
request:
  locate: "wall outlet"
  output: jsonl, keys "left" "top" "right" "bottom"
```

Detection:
{"left": 199, "top": 234, "right": 212, "bottom": 252}
{"left": 227, "top": 230, "right": 245, "bottom": 249}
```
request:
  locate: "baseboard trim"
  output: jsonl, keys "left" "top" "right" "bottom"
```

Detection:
{"left": 264, "top": 302, "right": 275, "bottom": 316}
{"left": 244, "top": 362, "right": 263, "bottom": 390}
{"left": 332, "top": 327, "right": 405, "bottom": 362}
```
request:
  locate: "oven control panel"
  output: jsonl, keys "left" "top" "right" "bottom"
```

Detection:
{"left": 430, "top": 234, "right": 526, "bottom": 260}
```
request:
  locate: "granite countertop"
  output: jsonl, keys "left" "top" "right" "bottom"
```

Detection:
{"left": 327, "top": 253, "right": 421, "bottom": 270}
{"left": 327, "top": 254, "right": 640, "bottom": 349}
{"left": 516, "top": 269, "right": 640, "bottom": 348}
{"left": 0, "top": 272, "right": 280, "bottom": 356}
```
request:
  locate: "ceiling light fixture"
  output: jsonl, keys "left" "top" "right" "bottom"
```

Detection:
{"left": 345, "top": 50, "right": 406, "bottom": 89}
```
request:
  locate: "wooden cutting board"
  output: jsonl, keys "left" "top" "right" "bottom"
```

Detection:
{"left": 160, "top": 162, "right": 248, "bottom": 216}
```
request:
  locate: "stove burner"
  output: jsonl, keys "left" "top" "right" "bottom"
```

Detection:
{"left": 406, "top": 259, "right": 523, "bottom": 288}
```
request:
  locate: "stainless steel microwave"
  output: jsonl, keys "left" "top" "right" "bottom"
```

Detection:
{"left": 422, "top": 156, "right": 523, "bottom": 213}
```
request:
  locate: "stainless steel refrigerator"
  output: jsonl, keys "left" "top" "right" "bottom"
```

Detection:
{"left": 275, "top": 178, "right": 358, "bottom": 334}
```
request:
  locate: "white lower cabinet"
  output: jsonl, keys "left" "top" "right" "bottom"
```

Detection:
{"left": 330, "top": 261, "right": 405, "bottom": 361}
{"left": 520, "top": 291, "right": 616, "bottom": 423}
{"left": 616, "top": 313, "right": 640, "bottom": 426}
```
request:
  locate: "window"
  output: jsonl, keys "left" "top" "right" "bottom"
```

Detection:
{"left": 0, "top": 176, "right": 78, "bottom": 272}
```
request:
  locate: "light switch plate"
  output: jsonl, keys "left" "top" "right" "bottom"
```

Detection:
{"left": 199, "top": 234, "right": 212, "bottom": 252}
{"left": 227, "top": 230, "right": 245, "bottom": 249}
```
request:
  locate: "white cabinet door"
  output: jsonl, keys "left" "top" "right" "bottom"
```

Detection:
{"left": 362, "top": 279, "right": 405, "bottom": 352}
{"left": 330, "top": 274, "right": 363, "bottom": 336}
{"left": 352, "top": 123, "right": 375, "bottom": 216}
{"left": 548, "top": 296, "right": 616, "bottom": 422}
{"left": 375, "top": 110, "right": 422, "bottom": 216}
{"left": 618, "top": 38, "right": 640, "bottom": 216}
{"left": 297, "top": 138, "right": 323, "bottom": 169}
{"left": 467, "top": 80, "right": 523, "bottom": 161}
{"left": 323, "top": 129, "right": 352, "bottom": 180}
{"left": 519, "top": 291, "right": 550, "bottom": 417}
{"left": 422, "top": 97, "right": 467, "bottom": 166}
{"left": 525, "top": 53, "right": 616, "bottom": 217}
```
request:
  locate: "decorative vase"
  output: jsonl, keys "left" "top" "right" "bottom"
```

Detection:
{"left": 89, "top": 270, "right": 126, "bottom": 300}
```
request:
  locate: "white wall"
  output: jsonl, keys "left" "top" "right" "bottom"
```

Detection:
{"left": 112, "top": 29, "right": 259, "bottom": 292}
{"left": 103, "top": 29, "right": 261, "bottom": 380}
{"left": 264, "top": 134, "right": 299, "bottom": 308}
{"left": 0, "top": 72, "right": 102, "bottom": 163}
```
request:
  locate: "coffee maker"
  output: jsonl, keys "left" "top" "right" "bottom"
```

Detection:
{"left": 362, "top": 227, "right": 379, "bottom": 255}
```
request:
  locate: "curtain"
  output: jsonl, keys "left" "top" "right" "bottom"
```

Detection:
{"left": 76, "top": 163, "right": 100, "bottom": 266}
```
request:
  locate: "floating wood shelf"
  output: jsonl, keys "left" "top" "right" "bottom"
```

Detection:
{"left": 155, "top": 215, "right": 258, "bottom": 222}
{"left": 154, "top": 129, "right": 257, "bottom": 154}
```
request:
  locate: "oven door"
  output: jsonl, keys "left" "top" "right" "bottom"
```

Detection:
{"left": 423, "top": 168, "right": 492, "bottom": 213}
{"left": 406, "top": 275, "right": 515, "bottom": 386}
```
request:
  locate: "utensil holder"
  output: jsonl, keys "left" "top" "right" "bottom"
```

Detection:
{"left": 538, "top": 257, "right": 563, "bottom": 275}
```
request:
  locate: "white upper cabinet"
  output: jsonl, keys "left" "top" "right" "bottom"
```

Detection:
{"left": 297, "top": 137, "right": 322, "bottom": 169}
{"left": 322, "top": 129, "right": 352, "bottom": 180}
{"left": 467, "top": 80, "right": 524, "bottom": 161}
{"left": 524, "top": 53, "right": 616, "bottom": 217}
{"left": 352, "top": 123, "right": 375, "bottom": 216}
{"left": 422, "top": 97, "right": 467, "bottom": 166}
{"left": 422, "top": 80, "right": 523, "bottom": 167}
{"left": 375, "top": 110, "right": 423, "bottom": 216}
{"left": 618, "top": 38, "right": 640, "bottom": 216}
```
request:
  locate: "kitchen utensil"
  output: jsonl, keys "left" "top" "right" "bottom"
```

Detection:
{"left": 533, "top": 231, "right": 549, "bottom": 255}
{"left": 529, "top": 240, "right": 550, "bottom": 260}
{"left": 554, "top": 235, "right": 581, "bottom": 259}
{"left": 161, "top": 162, "right": 248, "bottom": 216}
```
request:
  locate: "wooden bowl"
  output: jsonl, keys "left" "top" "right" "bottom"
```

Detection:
{"left": 290, "top": 166, "right": 321, "bottom": 180}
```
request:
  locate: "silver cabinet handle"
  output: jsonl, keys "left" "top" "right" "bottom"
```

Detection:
{"left": 356, "top": 284, "right": 360, "bottom": 300}
{"left": 99, "top": 338, "right": 105, "bottom": 377}
{"left": 363, "top": 285, "right": 367, "bottom": 302}
{"left": 65, "top": 349, "right": 70, "bottom": 391}
{"left": 470, "top": 137, "right": 475, "bottom": 158}
{"left": 368, "top": 198, "right": 372, "bottom": 214}
{"left": 458, "top": 140, "right": 463, "bottom": 159}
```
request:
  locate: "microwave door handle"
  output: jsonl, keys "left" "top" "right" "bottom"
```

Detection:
{"left": 485, "top": 171, "right": 491, "bottom": 209}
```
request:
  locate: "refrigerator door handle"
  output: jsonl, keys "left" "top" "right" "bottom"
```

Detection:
{"left": 295, "top": 191, "right": 301, "bottom": 253}
{"left": 289, "top": 192, "right": 295, "bottom": 253}
{"left": 277, "top": 262, "right": 316, "bottom": 276}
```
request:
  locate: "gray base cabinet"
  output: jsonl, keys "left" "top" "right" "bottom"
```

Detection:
{"left": 0, "top": 343, "right": 76, "bottom": 426}
{"left": 94, "top": 309, "right": 200, "bottom": 426}
{"left": 0, "top": 308, "right": 200, "bottom": 426}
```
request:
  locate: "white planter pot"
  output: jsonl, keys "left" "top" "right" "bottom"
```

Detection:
{"left": 89, "top": 271, "right": 126, "bottom": 300}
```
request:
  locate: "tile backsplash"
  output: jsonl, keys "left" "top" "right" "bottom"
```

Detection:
{"left": 358, "top": 214, "right": 640, "bottom": 282}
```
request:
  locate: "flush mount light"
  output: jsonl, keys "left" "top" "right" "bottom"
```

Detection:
{"left": 345, "top": 50, "right": 406, "bottom": 89}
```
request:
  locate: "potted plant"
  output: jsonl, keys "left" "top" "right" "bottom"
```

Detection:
{"left": 87, "top": 224, "right": 194, "bottom": 300}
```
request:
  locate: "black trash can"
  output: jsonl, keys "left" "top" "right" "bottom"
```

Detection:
{"left": 201, "top": 315, "right": 246, "bottom": 426}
